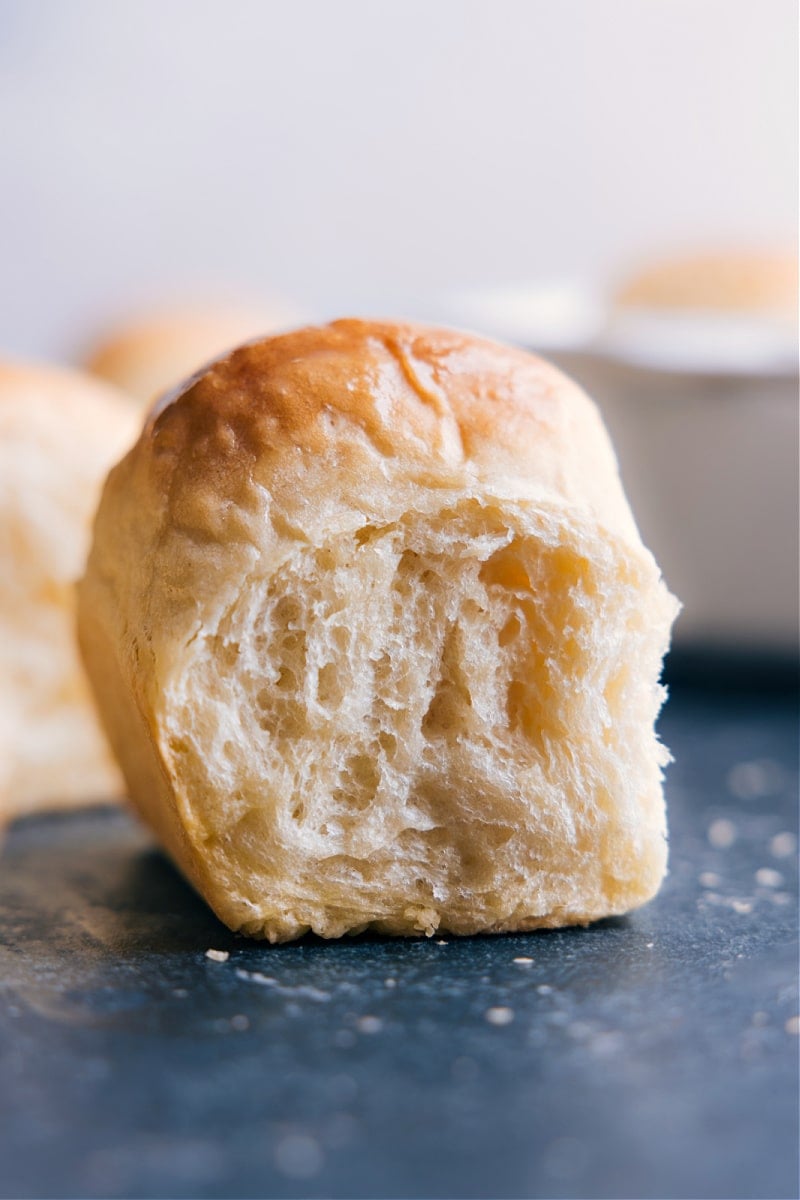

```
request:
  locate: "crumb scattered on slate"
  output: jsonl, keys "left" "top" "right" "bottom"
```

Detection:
{"left": 485, "top": 1006, "right": 514, "bottom": 1026}
{"left": 708, "top": 818, "right": 737, "bottom": 848}
{"left": 770, "top": 832, "right": 797, "bottom": 859}
{"left": 755, "top": 867, "right": 783, "bottom": 888}
{"left": 355, "top": 1015, "right": 383, "bottom": 1035}
{"left": 205, "top": 949, "right": 229, "bottom": 963}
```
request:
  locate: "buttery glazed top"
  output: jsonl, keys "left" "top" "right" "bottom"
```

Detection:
{"left": 143, "top": 318, "right": 639, "bottom": 545}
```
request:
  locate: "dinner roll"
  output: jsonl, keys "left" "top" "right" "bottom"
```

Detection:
{"left": 0, "top": 362, "right": 139, "bottom": 817}
{"left": 79, "top": 319, "right": 678, "bottom": 942}
{"left": 616, "top": 250, "right": 798, "bottom": 315}
{"left": 85, "top": 304, "right": 303, "bottom": 406}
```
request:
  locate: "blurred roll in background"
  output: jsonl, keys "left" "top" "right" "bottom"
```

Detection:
{"left": 1, "top": 0, "right": 796, "bottom": 673}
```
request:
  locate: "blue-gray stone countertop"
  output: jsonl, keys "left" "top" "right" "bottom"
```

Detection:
{"left": 0, "top": 676, "right": 797, "bottom": 1200}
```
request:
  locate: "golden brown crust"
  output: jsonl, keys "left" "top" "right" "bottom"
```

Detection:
{"left": 147, "top": 318, "right": 639, "bottom": 543}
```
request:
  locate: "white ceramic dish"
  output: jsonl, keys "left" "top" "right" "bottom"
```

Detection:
{"left": 429, "top": 281, "right": 605, "bottom": 353}
{"left": 435, "top": 283, "right": 799, "bottom": 651}
{"left": 602, "top": 309, "right": 797, "bottom": 377}
{"left": 558, "top": 353, "right": 799, "bottom": 651}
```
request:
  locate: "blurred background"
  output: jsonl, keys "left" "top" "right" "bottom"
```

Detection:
{"left": 0, "top": 0, "right": 797, "bottom": 650}
{"left": 0, "top": 0, "right": 795, "bottom": 350}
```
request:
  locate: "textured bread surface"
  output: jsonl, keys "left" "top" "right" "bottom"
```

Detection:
{"left": 85, "top": 304, "right": 303, "bottom": 406}
{"left": 0, "top": 362, "right": 139, "bottom": 817}
{"left": 79, "top": 319, "right": 678, "bottom": 941}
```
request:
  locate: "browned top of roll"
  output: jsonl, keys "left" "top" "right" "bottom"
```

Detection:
{"left": 143, "top": 318, "right": 639, "bottom": 545}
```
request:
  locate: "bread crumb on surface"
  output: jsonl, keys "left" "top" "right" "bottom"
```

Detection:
{"left": 355, "top": 1015, "right": 383, "bottom": 1035}
{"left": 205, "top": 948, "right": 230, "bottom": 963}
{"left": 512, "top": 956, "right": 534, "bottom": 965}
{"left": 708, "top": 818, "right": 737, "bottom": 849}
{"left": 755, "top": 867, "right": 784, "bottom": 889}
{"left": 485, "top": 1006, "right": 515, "bottom": 1026}
{"left": 699, "top": 892, "right": 758, "bottom": 914}
{"left": 699, "top": 871, "right": 721, "bottom": 888}
{"left": 770, "top": 832, "right": 797, "bottom": 859}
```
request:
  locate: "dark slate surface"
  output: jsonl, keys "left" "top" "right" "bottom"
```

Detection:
{"left": 0, "top": 681, "right": 797, "bottom": 1200}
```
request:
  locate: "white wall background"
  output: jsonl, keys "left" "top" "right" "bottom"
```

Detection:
{"left": 0, "top": 0, "right": 796, "bottom": 360}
